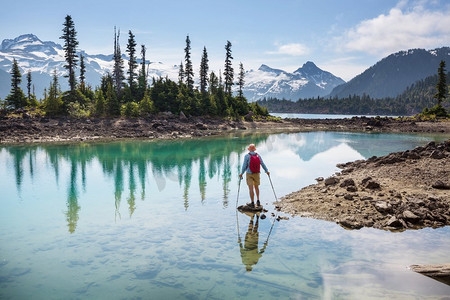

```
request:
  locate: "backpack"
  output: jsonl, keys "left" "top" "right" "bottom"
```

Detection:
{"left": 249, "top": 153, "right": 261, "bottom": 173}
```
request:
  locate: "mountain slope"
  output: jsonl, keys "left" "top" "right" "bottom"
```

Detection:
{"left": 329, "top": 47, "right": 450, "bottom": 99}
{"left": 243, "top": 62, "right": 345, "bottom": 101}
{"left": 0, "top": 34, "right": 179, "bottom": 99}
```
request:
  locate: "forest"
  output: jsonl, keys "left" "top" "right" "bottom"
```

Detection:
{"left": 1, "top": 15, "right": 269, "bottom": 119}
{"left": 257, "top": 70, "right": 450, "bottom": 116}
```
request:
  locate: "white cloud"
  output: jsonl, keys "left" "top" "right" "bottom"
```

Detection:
{"left": 339, "top": 1, "right": 450, "bottom": 57}
{"left": 267, "top": 43, "right": 310, "bottom": 56}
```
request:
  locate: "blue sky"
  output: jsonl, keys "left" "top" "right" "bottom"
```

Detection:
{"left": 1, "top": 0, "right": 449, "bottom": 81}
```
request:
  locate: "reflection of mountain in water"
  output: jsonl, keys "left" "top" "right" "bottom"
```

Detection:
{"left": 2, "top": 133, "right": 270, "bottom": 233}
{"left": 288, "top": 132, "right": 432, "bottom": 162}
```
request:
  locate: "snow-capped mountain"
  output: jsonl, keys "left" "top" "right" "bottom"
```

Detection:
{"left": 0, "top": 34, "right": 179, "bottom": 99}
{"left": 0, "top": 34, "right": 344, "bottom": 101}
{"left": 243, "top": 62, "right": 345, "bottom": 101}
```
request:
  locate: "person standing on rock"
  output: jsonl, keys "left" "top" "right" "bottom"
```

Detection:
{"left": 239, "top": 144, "right": 270, "bottom": 208}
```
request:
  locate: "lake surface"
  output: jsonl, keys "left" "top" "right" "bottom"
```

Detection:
{"left": 1, "top": 132, "right": 449, "bottom": 299}
{"left": 271, "top": 113, "right": 398, "bottom": 119}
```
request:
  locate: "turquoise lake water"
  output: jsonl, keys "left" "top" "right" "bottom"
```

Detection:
{"left": 1, "top": 131, "right": 449, "bottom": 299}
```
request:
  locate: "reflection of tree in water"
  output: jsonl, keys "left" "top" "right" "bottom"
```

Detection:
{"left": 2, "top": 133, "right": 270, "bottom": 232}
{"left": 66, "top": 159, "right": 80, "bottom": 234}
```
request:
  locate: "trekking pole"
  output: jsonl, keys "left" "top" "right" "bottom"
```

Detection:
{"left": 236, "top": 177, "right": 242, "bottom": 241}
{"left": 268, "top": 174, "right": 278, "bottom": 201}
{"left": 236, "top": 176, "right": 242, "bottom": 209}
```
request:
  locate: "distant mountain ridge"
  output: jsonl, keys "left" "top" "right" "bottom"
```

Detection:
{"left": 0, "top": 34, "right": 178, "bottom": 99}
{"left": 0, "top": 34, "right": 345, "bottom": 101}
{"left": 329, "top": 47, "right": 450, "bottom": 99}
{"left": 243, "top": 62, "right": 345, "bottom": 101}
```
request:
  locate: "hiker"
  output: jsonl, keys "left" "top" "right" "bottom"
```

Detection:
{"left": 239, "top": 144, "right": 269, "bottom": 208}
{"left": 239, "top": 212, "right": 268, "bottom": 272}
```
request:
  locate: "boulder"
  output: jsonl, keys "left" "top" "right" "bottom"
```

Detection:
{"left": 325, "top": 177, "right": 340, "bottom": 186}
{"left": 374, "top": 201, "right": 392, "bottom": 214}
{"left": 346, "top": 186, "right": 358, "bottom": 192}
{"left": 385, "top": 216, "right": 404, "bottom": 228}
{"left": 340, "top": 178, "right": 355, "bottom": 188}
{"left": 402, "top": 210, "right": 421, "bottom": 222}
{"left": 432, "top": 180, "right": 450, "bottom": 190}
{"left": 430, "top": 150, "right": 445, "bottom": 159}
{"left": 365, "top": 180, "right": 381, "bottom": 190}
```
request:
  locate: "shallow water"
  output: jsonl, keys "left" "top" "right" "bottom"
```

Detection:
{"left": 1, "top": 131, "right": 449, "bottom": 299}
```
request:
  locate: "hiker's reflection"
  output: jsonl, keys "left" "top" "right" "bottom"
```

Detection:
{"left": 239, "top": 213, "right": 268, "bottom": 272}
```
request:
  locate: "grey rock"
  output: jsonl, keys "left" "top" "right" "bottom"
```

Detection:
{"left": 374, "top": 201, "right": 392, "bottom": 213}
{"left": 432, "top": 180, "right": 450, "bottom": 190}
{"left": 430, "top": 150, "right": 445, "bottom": 159}
{"left": 346, "top": 186, "right": 358, "bottom": 192}
{"left": 403, "top": 210, "right": 420, "bottom": 221}
{"left": 385, "top": 216, "right": 404, "bottom": 228}
{"left": 366, "top": 180, "right": 381, "bottom": 190}
{"left": 340, "top": 178, "right": 355, "bottom": 188}
{"left": 325, "top": 177, "right": 340, "bottom": 186}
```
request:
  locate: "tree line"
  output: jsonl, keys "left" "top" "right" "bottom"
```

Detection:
{"left": 2, "top": 15, "right": 268, "bottom": 119}
{"left": 258, "top": 64, "right": 449, "bottom": 117}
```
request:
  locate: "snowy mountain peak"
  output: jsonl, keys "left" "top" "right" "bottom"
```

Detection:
{"left": 244, "top": 62, "right": 345, "bottom": 101}
{"left": 257, "top": 64, "right": 286, "bottom": 75}
{"left": 0, "top": 33, "right": 62, "bottom": 56}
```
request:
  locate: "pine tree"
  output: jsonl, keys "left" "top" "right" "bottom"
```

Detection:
{"left": 60, "top": 15, "right": 79, "bottom": 92}
{"left": 200, "top": 47, "right": 209, "bottom": 94}
{"left": 137, "top": 44, "right": 147, "bottom": 100}
{"left": 224, "top": 41, "right": 234, "bottom": 96}
{"left": 184, "top": 35, "right": 194, "bottom": 92}
{"left": 209, "top": 71, "right": 219, "bottom": 95}
{"left": 106, "top": 80, "right": 120, "bottom": 116}
{"left": 5, "top": 59, "right": 28, "bottom": 109}
{"left": 126, "top": 30, "right": 138, "bottom": 99}
{"left": 178, "top": 61, "right": 185, "bottom": 85}
{"left": 112, "top": 27, "right": 125, "bottom": 99}
{"left": 79, "top": 53, "right": 86, "bottom": 90}
{"left": 435, "top": 60, "right": 448, "bottom": 106}
{"left": 26, "top": 71, "right": 38, "bottom": 107}
{"left": 94, "top": 88, "right": 105, "bottom": 116}
{"left": 44, "top": 70, "right": 63, "bottom": 116}
{"left": 237, "top": 62, "right": 245, "bottom": 99}
{"left": 27, "top": 71, "right": 32, "bottom": 101}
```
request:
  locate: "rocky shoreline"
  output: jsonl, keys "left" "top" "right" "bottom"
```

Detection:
{"left": 0, "top": 113, "right": 449, "bottom": 144}
{"left": 278, "top": 140, "right": 450, "bottom": 231}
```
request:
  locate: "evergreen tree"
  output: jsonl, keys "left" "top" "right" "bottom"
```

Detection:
{"left": 137, "top": 44, "right": 147, "bottom": 100}
{"left": 44, "top": 70, "right": 63, "bottom": 116}
{"left": 435, "top": 60, "right": 448, "bottom": 106}
{"left": 224, "top": 41, "right": 234, "bottom": 96}
{"left": 5, "top": 59, "right": 28, "bottom": 109}
{"left": 105, "top": 80, "right": 120, "bottom": 116}
{"left": 94, "top": 88, "right": 105, "bottom": 116}
{"left": 112, "top": 27, "right": 125, "bottom": 99}
{"left": 60, "top": 15, "right": 79, "bottom": 92}
{"left": 79, "top": 53, "right": 86, "bottom": 90}
{"left": 26, "top": 71, "right": 38, "bottom": 107}
{"left": 200, "top": 46, "right": 209, "bottom": 94}
{"left": 178, "top": 61, "right": 185, "bottom": 85}
{"left": 237, "top": 62, "right": 245, "bottom": 99}
{"left": 27, "top": 71, "right": 32, "bottom": 101}
{"left": 184, "top": 35, "right": 194, "bottom": 91}
{"left": 126, "top": 30, "right": 138, "bottom": 99}
{"left": 209, "top": 71, "right": 219, "bottom": 95}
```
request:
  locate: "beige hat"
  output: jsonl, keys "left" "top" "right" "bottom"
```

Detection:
{"left": 248, "top": 144, "right": 256, "bottom": 151}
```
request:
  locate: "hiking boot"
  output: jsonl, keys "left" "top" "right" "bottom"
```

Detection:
{"left": 256, "top": 200, "right": 261, "bottom": 207}
{"left": 247, "top": 202, "right": 255, "bottom": 208}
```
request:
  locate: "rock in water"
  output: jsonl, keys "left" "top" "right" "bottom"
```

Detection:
{"left": 237, "top": 204, "right": 264, "bottom": 212}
